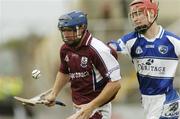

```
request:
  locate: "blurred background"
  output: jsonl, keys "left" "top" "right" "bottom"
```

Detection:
{"left": 0, "top": 0, "right": 180, "bottom": 119}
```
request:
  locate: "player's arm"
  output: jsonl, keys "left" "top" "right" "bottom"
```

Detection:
{"left": 70, "top": 79, "right": 121, "bottom": 119}
{"left": 107, "top": 39, "right": 129, "bottom": 55}
{"left": 86, "top": 43, "right": 121, "bottom": 108}
{"left": 45, "top": 71, "right": 69, "bottom": 106}
{"left": 167, "top": 35, "right": 180, "bottom": 58}
{"left": 84, "top": 80, "right": 121, "bottom": 118}
{"left": 90, "top": 80, "right": 121, "bottom": 107}
{"left": 69, "top": 44, "right": 121, "bottom": 119}
{"left": 68, "top": 80, "right": 121, "bottom": 119}
{"left": 51, "top": 71, "right": 69, "bottom": 97}
{"left": 45, "top": 46, "right": 70, "bottom": 106}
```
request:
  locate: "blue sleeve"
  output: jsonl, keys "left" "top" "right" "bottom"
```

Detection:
{"left": 107, "top": 39, "right": 123, "bottom": 51}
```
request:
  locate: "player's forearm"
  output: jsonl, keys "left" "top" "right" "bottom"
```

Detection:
{"left": 51, "top": 71, "right": 69, "bottom": 97}
{"left": 88, "top": 80, "right": 121, "bottom": 109}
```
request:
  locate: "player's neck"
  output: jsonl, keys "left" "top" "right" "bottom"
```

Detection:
{"left": 75, "top": 30, "right": 88, "bottom": 49}
{"left": 144, "top": 23, "right": 160, "bottom": 39}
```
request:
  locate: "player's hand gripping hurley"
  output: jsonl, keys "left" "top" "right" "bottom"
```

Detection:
{"left": 14, "top": 89, "right": 66, "bottom": 106}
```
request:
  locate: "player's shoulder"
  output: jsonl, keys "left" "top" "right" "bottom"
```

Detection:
{"left": 90, "top": 38, "right": 118, "bottom": 59}
{"left": 60, "top": 43, "right": 70, "bottom": 53}
{"left": 164, "top": 30, "right": 180, "bottom": 40}
{"left": 119, "top": 31, "right": 138, "bottom": 43}
{"left": 90, "top": 37, "right": 109, "bottom": 52}
{"left": 60, "top": 44, "right": 66, "bottom": 50}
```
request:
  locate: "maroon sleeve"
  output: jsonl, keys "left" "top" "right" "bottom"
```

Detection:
{"left": 59, "top": 45, "right": 69, "bottom": 74}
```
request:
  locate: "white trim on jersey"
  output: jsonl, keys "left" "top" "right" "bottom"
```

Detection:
{"left": 167, "top": 35, "right": 180, "bottom": 57}
{"left": 117, "top": 38, "right": 131, "bottom": 56}
{"left": 90, "top": 38, "right": 121, "bottom": 82}
{"left": 126, "top": 37, "right": 137, "bottom": 55}
{"left": 159, "top": 27, "right": 165, "bottom": 39}
{"left": 92, "top": 64, "right": 104, "bottom": 82}
{"left": 92, "top": 67, "right": 96, "bottom": 91}
{"left": 85, "top": 33, "right": 92, "bottom": 46}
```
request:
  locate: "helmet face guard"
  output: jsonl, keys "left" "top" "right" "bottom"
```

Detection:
{"left": 60, "top": 25, "right": 86, "bottom": 47}
{"left": 58, "top": 11, "right": 87, "bottom": 47}
{"left": 129, "top": 0, "right": 158, "bottom": 34}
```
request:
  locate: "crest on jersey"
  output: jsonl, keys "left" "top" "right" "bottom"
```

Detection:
{"left": 80, "top": 56, "right": 88, "bottom": 68}
{"left": 64, "top": 55, "right": 69, "bottom": 62}
{"left": 136, "top": 46, "right": 143, "bottom": 54}
{"left": 158, "top": 45, "right": 168, "bottom": 54}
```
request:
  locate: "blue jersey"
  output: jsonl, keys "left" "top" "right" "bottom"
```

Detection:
{"left": 114, "top": 26, "right": 180, "bottom": 95}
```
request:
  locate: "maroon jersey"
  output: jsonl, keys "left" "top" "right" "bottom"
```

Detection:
{"left": 59, "top": 30, "right": 121, "bottom": 105}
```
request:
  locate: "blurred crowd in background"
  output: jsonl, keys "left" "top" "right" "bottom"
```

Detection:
{"left": 0, "top": 0, "right": 180, "bottom": 119}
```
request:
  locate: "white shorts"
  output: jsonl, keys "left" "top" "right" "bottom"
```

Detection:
{"left": 73, "top": 102, "right": 111, "bottom": 119}
{"left": 142, "top": 89, "right": 180, "bottom": 119}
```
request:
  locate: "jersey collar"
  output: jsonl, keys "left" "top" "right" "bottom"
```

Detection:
{"left": 138, "top": 25, "right": 164, "bottom": 42}
{"left": 80, "top": 30, "right": 92, "bottom": 47}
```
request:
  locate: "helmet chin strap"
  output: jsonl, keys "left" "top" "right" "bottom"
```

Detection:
{"left": 135, "top": 12, "right": 158, "bottom": 34}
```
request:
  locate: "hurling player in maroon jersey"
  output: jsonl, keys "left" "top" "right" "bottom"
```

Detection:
{"left": 45, "top": 11, "right": 121, "bottom": 119}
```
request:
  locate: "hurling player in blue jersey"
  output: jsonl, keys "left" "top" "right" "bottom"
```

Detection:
{"left": 44, "top": 11, "right": 121, "bottom": 119}
{"left": 108, "top": 0, "right": 180, "bottom": 119}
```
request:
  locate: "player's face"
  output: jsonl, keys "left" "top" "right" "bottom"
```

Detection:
{"left": 129, "top": 6, "right": 149, "bottom": 28}
{"left": 61, "top": 27, "right": 77, "bottom": 41}
{"left": 60, "top": 26, "right": 85, "bottom": 46}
